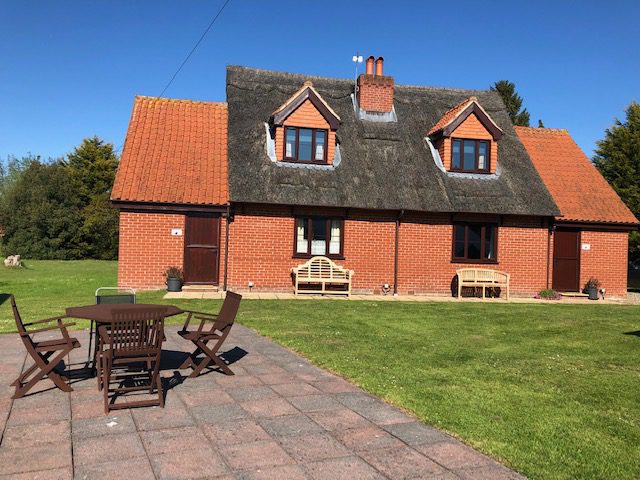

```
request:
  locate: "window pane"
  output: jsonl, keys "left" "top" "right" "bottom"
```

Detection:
{"left": 463, "top": 140, "right": 476, "bottom": 171}
{"left": 296, "top": 218, "right": 308, "bottom": 254}
{"left": 478, "top": 142, "right": 488, "bottom": 170}
{"left": 329, "top": 219, "right": 341, "bottom": 254}
{"left": 311, "top": 218, "right": 327, "bottom": 255}
{"left": 453, "top": 225, "right": 465, "bottom": 257}
{"left": 285, "top": 128, "right": 296, "bottom": 158}
{"left": 315, "top": 130, "right": 326, "bottom": 161}
{"left": 298, "top": 128, "right": 312, "bottom": 161}
{"left": 484, "top": 225, "right": 495, "bottom": 259}
{"left": 452, "top": 140, "right": 461, "bottom": 169}
{"left": 467, "top": 224, "right": 481, "bottom": 259}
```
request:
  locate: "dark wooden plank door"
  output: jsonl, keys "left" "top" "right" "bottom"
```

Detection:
{"left": 184, "top": 214, "right": 220, "bottom": 285}
{"left": 552, "top": 229, "right": 580, "bottom": 292}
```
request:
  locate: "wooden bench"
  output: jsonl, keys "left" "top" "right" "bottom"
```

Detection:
{"left": 456, "top": 268, "right": 510, "bottom": 300}
{"left": 292, "top": 256, "right": 354, "bottom": 296}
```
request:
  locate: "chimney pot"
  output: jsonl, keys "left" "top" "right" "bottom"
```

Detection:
{"left": 375, "top": 57, "right": 384, "bottom": 76}
{"left": 365, "top": 56, "right": 375, "bottom": 76}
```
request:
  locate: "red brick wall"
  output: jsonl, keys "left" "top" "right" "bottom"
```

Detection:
{"left": 357, "top": 74, "right": 394, "bottom": 113}
{"left": 578, "top": 230, "right": 628, "bottom": 296}
{"left": 118, "top": 211, "right": 185, "bottom": 289}
{"left": 226, "top": 206, "right": 552, "bottom": 296}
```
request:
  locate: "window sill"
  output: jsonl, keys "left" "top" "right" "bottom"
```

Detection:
{"left": 293, "top": 254, "right": 345, "bottom": 261}
{"left": 283, "top": 158, "right": 330, "bottom": 166}
{"left": 451, "top": 258, "right": 499, "bottom": 265}
{"left": 449, "top": 170, "right": 491, "bottom": 175}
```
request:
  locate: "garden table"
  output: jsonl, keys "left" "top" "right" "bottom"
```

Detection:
{"left": 65, "top": 303, "right": 184, "bottom": 371}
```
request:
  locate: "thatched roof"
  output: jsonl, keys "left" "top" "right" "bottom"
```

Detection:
{"left": 226, "top": 66, "right": 559, "bottom": 217}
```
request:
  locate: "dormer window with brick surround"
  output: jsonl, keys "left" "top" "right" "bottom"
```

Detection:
{"left": 270, "top": 81, "right": 340, "bottom": 165}
{"left": 428, "top": 97, "right": 503, "bottom": 175}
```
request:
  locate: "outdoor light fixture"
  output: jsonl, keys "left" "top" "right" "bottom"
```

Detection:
{"left": 601, "top": 288, "right": 606, "bottom": 300}
{"left": 248, "top": 281, "right": 254, "bottom": 292}
{"left": 382, "top": 283, "right": 391, "bottom": 295}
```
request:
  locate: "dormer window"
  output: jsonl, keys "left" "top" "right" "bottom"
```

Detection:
{"left": 270, "top": 80, "right": 341, "bottom": 165}
{"left": 285, "top": 127, "right": 327, "bottom": 163}
{"left": 452, "top": 139, "right": 490, "bottom": 173}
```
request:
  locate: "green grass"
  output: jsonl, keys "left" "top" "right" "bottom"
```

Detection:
{"left": 1, "top": 261, "right": 639, "bottom": 479}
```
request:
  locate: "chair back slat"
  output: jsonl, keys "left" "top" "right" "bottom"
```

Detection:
{"left": 108, "top": 307, "right": 165, "bottom": 354}
{"left": 209, "top": 292, "right": 242, "bottom": 338}
{"left": 10, "top": 295, "right": 37, "bottom": 350}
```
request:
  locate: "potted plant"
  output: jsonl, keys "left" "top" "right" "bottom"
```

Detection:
{"left": 164, "top": 266, "right": 183, "bottom": 292}
{"left": 583, "top": 277, "right": 601, "bottom": 300}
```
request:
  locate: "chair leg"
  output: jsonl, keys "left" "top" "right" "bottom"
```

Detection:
{"left": 13, "top": 349, "right": 72, "bottom": 399}
{"left": 103, "top": 350, "right": 112, "bottom": 415}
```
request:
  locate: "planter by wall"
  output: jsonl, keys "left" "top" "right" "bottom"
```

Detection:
{"left": 167, "top": 277, "right": 182, "bottom": 292}
{"left": 586, "top": 287, "right": 599, "bottom": 300}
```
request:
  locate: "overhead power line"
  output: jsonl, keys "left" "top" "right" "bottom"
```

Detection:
{"left": 158, "top": 0, "right": 232, "bottom": 98}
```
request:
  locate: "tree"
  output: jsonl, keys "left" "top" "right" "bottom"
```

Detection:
{"left": 66, "top": 137, "right": 120, "bottom": 259}
{"left": 538, "top": 119, "right": 545, "bottom": 128}
{"left": 594, "top": 102, "right": 640, "bottom": 262}
{"left": 0, "top": 160, "right": 84, "bottom": 259}
{"left": 491, "top": 80, "right": 530, "bottom": 126}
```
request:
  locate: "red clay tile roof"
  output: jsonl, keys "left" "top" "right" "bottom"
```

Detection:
{"left": 515, "top": 126, "right": 638, "bottom": 225}
{"left": 111, "top": 96, "right": 228, "bottom": 206}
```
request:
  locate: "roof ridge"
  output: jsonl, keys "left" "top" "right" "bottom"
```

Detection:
{"left": 514, "top": 126, "right": 568, "bottom": 135}
{"left": 135, "top": 95, "right": 227, "bottom": 106}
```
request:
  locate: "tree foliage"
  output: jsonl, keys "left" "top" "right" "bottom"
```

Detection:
{"left": 0, "top": 138, "right": 119, "bottom": 260}
{"left": 491, "top": 80, "right": 530, "bottom": 127}
{"left": 594, "top": 102, "right": 640, "bottom": 262}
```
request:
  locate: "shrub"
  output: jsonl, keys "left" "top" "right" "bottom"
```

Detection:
{"left": 536, "top": 289, "right": 561, "bottom": 300}
{"left": 584, "top": 277, "right": 601, "bottom": 291}
{"left": 163, "top": 266, "right": 183, "bottom": 283}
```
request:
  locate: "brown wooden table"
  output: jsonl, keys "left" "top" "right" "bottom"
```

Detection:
{"left": 65, "top": 304, "right": 184, "bottom": 371}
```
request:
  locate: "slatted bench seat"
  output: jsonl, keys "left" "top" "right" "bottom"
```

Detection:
{"left": 292, "top": 256, "right": 354, "bottom": 296}
{"left": 456, "top": 268, "right": 510, "bottom": 300}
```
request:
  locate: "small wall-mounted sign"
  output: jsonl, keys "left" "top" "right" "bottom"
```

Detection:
{"left": 171, "top": 228, "right": 183, "bottom": 237}
{"left": 581, "top": 243, "right": 591, "bottom": 251}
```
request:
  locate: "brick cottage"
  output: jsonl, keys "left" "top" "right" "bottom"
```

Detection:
{"left": 111, "top": 57, "right": 638, "bottom": 297}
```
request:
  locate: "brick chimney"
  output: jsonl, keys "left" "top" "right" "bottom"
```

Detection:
{"left": 357, "top": 56, "right": 394, "bottom": 113}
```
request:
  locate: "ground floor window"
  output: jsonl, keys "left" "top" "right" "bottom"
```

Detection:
{"left": 452, "top": 223, "right": 497, "bottom": 262}
{"left": 295, "top": 217, "right": 343, "bottom": 258}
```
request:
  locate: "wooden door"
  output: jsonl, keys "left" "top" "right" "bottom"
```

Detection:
{"left": 552, "top": 229, "right": 580, "bottom": 292}
{"left": 184, "top": 214, "right": 220, "bottom": 285}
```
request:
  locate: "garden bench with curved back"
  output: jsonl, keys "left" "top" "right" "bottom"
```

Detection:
{"left": 292, "top": 256, "right": 354, "bottom": 296}
{"left": 456, "top": 268, "right": 510, "bottom": 300}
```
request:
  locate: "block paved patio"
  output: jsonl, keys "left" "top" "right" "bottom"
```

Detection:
{"left": 0, "top": 324, "right": 525, "bottom": 479}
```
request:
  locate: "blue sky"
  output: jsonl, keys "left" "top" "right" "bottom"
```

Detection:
{"left": 1, "top": 1, "right": 638, "bottom": 161}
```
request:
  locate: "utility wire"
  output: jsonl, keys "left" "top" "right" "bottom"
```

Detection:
{"left": 158, "top": 0, "right": 232, "bottom": 98}
{"left": 114, "top": 0, "right": 232, "bottom": 154}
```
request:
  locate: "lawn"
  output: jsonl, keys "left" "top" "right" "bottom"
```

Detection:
{"left": 1, "top": 261, "right": 639, "bottom": 479}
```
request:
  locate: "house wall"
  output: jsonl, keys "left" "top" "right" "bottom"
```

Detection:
{"left": 118, "top": 211, "right": 185, "bottom": 289}
{"left": 577, "top": 230, "right": 628, "bottom": 296}
{"left": 225, "top": 205, "right": 551, "bottom": 296}
{"left": 274, "top": 99, "right": 336, "bottom": 164}
{"left": 436, "top": 113, "right": 498, "bottom": 174}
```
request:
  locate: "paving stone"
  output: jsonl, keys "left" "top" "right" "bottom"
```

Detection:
{"left": 287, "top": 394, "right": 343, "bottom": 413}
{"left": 256, "top": 373, "right": 301, "bottom": 385}
{"left": 216, "top": 373, "right": 263, "bottom": 388}
{"left": 203, "top": 418, "right": 271, "bottom": 445}
{"left": 71, "top": 412, "right": 137, "bottom": 440}
{"left": 359, "top": 446, "right": 447, "bottom": 479}
{"left": 270, "top": 382, "right": 322, "bottom": 397}
{"left": 132, "top": 404, "right": 195, "bottom": 431}
{"left": 350, "top": 402, "right": 415, "bottom": 426}
{"left": 227, "top": 385, "right": 279, "bottom": 402}
{"left": 335, "top": 426, "right": 405, "bottom": 452}
{"left": 150, "top": 446, "right": 231, "bottom": 479}
{"left": 0, "top": 467, "right": 73, "bottom": 480}
{"left": 259, "top": 414, "right": 324, "bottom": 437}
{"left": 7, "top": 397, "right": 70, "bottom": 426}
{"left": 307, "top": 409, "right": 372, "bottom": 432}
{"left": 303, "top": 456, "right": 386, "bottom": 480}
{"left": 140, "top": 426, "right": 209, "bottom": 455}
{"left": 384, "top": 421, "right": 454, "bottom": 446}
{"left": 191, "top": 402, "right": 248, "bottom": 424}
{"left": 74, "top": 457, "right": 155, "bottom": 480}
{"left": 73, "top": 432, "right": 147, "bottom": 466}
{"left": 1, "top": 420, "right": 70, "bottom": 448}
{"left": 0, "top": 442, "right": 72, "bottom": 475}
{"left": 241, "top": 397, "right": 298, "bottom": 418}
{"left": 238, "top": 464, "right": 308, "bottom": 480}
{"left": 219, "top": 440, "right": 295, "bottom": 471}
{"left": 279, "top": 432, "right": 351, "bottom": 462}
{"left": 417, "top": 441, "right": 494, "bottom": 470}
{"left": 312, "top": 379, "right": 359, "bottom": 394}
{"left": 175, "top": 387, "right": 234, "bottom": 408}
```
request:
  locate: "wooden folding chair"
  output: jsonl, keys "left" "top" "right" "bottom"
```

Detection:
{"left": 97, "top": 307, "right": 165, "bottom": 414}
{"left": 9, "top": 295, "right": 81, "bottom": 399}
{"left": 178, "top": 291, "right": 242, "bottom": 378}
